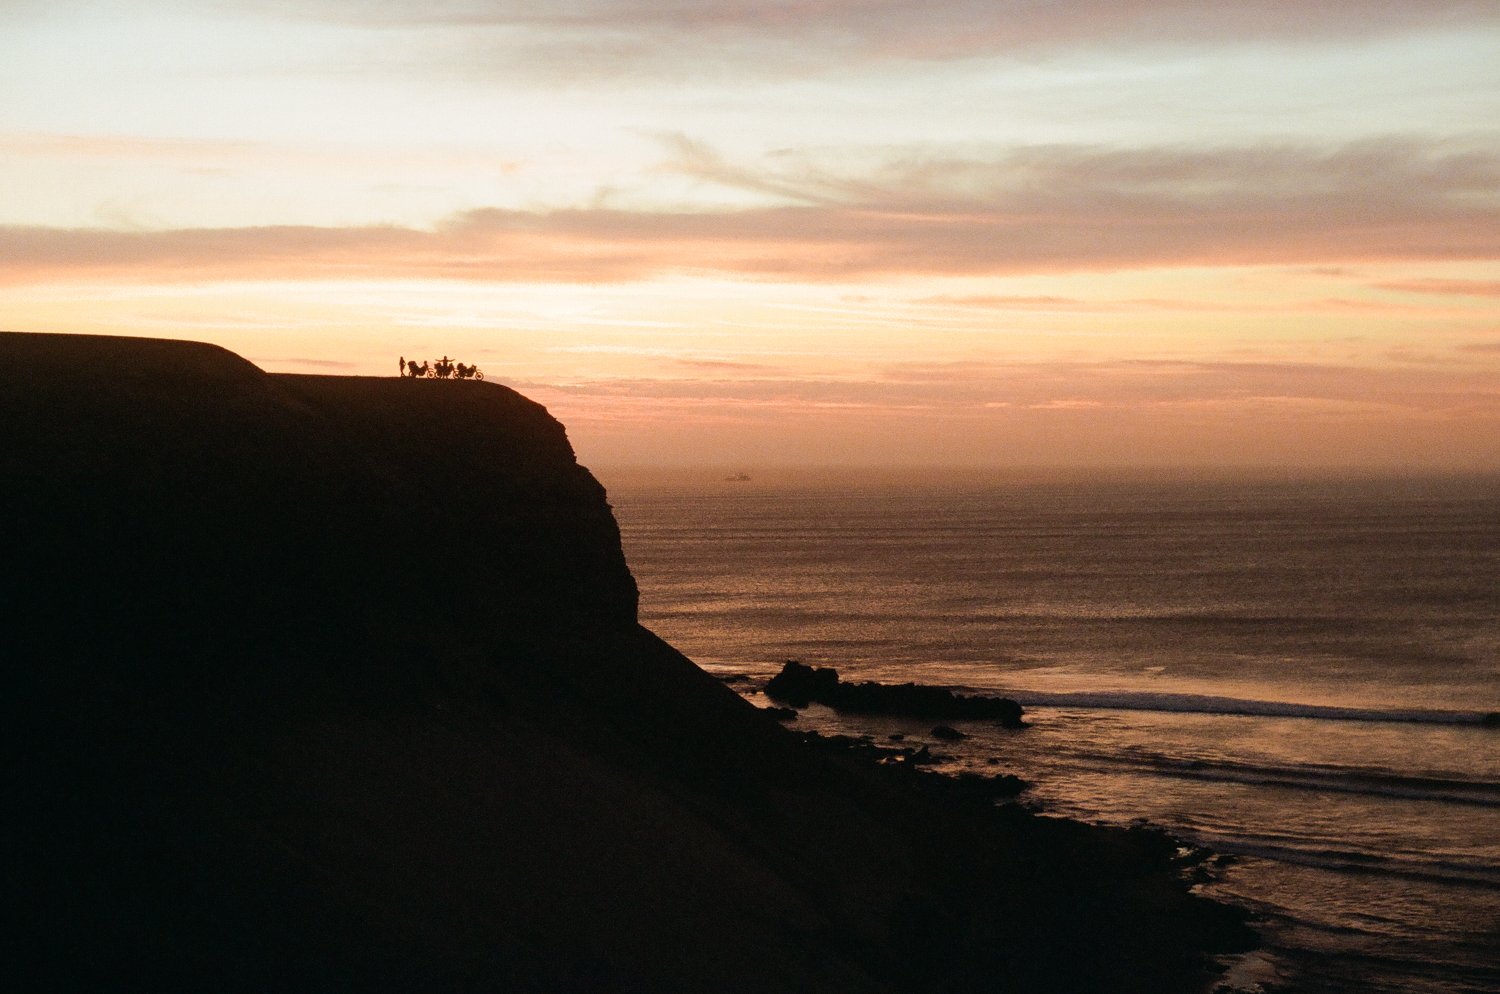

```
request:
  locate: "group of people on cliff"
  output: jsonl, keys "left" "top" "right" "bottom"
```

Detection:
{"left": 399, "top": 356, "right": 482, "bottom": 380}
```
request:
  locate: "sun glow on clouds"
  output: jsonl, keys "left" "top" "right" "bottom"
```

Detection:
{"left": 2, "top": 1, "right": 1498, "bottom": 469}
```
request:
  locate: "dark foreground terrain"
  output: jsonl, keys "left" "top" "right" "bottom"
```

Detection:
{"left": 2, "top": 332, "right": 1252, "bottom": 993}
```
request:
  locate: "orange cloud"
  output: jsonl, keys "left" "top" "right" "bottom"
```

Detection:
{"left": 225, "top": 0, "right": 1500, "bottom": 79}
{"left": 1374, "top": 279, "right": 1500, "bottom": 297}
{"left": 508, "top": 357, "right": 1500, "bottom": 418}
{"left": 526, "top": 359, "right": 1500, "bottom": 470}
{"left": 4, "top": 138, "right": 1498, "bottom": 285}
{"left": 916, "top": 294, "right": 1455, "bottom": 315}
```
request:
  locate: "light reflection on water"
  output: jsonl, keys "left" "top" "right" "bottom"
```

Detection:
{"left": 760, "top": 694, "right": 1500, "bottom": 994}
{"left": 610, "top": 477, "right": 1500, "bottom": 994}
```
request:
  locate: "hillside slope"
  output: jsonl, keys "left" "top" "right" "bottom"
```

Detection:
{"left": 2, "top": 332, "right": 1251, "bottom": 992}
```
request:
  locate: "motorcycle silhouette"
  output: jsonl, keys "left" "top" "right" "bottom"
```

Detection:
{"left": 403, "top": 357, "right": 483, "bottom": 380}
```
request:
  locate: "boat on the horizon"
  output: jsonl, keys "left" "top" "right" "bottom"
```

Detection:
{"left": 724, "top": 472, "right": 751, "bottom": 482}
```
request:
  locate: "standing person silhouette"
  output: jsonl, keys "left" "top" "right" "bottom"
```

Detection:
{"left": 399, "top": 356, "right": 406, "bottom": 377}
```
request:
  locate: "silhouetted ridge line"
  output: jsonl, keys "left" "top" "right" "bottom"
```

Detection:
{"left": 1, "top": 331, "right": 639, "bottom": 660}
{"left": 3, "top": 331, "right": 1254, "bottom": 994}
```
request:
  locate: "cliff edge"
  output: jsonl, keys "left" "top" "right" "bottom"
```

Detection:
{"left": 2, "top": 332, "right": 1251, "bottom": 993}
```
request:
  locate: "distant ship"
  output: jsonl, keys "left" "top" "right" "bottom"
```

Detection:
{"left": 724, "top": 472, "right": 751, "bottom": 482}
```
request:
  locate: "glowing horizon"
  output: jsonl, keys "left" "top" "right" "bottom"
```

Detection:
{"left": 3, "top": 1, "right": 1498, "bottom": 469}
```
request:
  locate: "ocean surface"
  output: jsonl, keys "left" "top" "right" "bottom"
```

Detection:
{"left": 606, "top": 472, "right": 1500, "bottom": 994}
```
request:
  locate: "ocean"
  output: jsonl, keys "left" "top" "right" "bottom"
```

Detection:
{"left": 605, "top": 472, "right": 1500, "bottom": 994}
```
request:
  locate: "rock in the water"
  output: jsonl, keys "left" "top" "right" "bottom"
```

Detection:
{"left": 765, "top": 659, "right": 1025, "bottom": 727}
{"left": 763, "top": 659, "right": 840, "bottom": 708}
{"left": 4, "top": 332, "right": 1256, "bottom": 994}
{"left": 931, "top": 725, "right": 967, "bottom": 741}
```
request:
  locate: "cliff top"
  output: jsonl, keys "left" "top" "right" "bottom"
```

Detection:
{"left": 3, "top": 331, "right": 1251, "bottom": 994}
{"left": 1, "top": 331, "right": 638, "bottom": 651}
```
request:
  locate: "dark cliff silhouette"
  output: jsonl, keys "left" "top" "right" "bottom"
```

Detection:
{"left": 2, "top": 332, "right": 1251, "bottom": 993}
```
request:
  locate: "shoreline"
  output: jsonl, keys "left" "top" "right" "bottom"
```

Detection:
{"left": 6, "top": 331, "right": 1260, "bottom": 992}
{"left": 716, "top": 666, "right": 1500, "bottom": 992}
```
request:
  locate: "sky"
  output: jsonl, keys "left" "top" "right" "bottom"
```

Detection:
{"left": 3, "top": 1, "right": 1499, "bottom": 471}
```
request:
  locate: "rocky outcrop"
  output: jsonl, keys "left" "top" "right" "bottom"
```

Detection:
{"left": 767, "top": 659, "right": 1027, "bottom": 728}
{"left": 3, "top": 332, "right": 1252, "bottom": 994}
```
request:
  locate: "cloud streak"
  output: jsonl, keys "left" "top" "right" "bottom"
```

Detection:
{"left": 4, "top": 138, "right": 1497, "bottom": 285}
{"left": 511, "top": 349, "right": 1500, "bottom": 468}
{"left": 1374, "top": 279, "right": 1500, "bottom": 297}
{"left": 510, "top": 357, "right": 1500, "bottom": 432}
{"left": 223, "top": 0, "right": 1500, "bottom": 76}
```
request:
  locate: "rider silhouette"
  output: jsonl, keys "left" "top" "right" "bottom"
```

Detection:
{"left": 399, "top": 356, "right": 477, "bottom": 379}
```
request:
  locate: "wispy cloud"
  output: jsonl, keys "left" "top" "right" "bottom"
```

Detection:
{"left": 219, "top": 0, "right": 1500, "bottom": 77}
{"left": 670, "top": 358, "right": 780, "bottom": 373}
{"left": 511, "top": 357, "right": 1500, "bottom": 418}
{"left": 0, "top": 132, "right": 260, "bottom": 160}
{"left": 4, "top": 137, "right": 1497, "bottom": 285}
{"left": 916, "top": 294, "right": 1455, "bottom": 316}
{"left": 1374, "top": 279, "right": 1500, "bottom": 297}
{"left": 253, "top": 356, "right": 359, "bottom": 369}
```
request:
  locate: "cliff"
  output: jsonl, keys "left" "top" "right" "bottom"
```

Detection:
{"left": 2, "top": 332, "right": 1251, "bottom": 993}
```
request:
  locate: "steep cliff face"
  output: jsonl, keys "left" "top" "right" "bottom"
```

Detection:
{"left": 2, "top": 332, "right": 637, "bottom": 666}
{"left": 3, "top": 332, "right": 1249, "bottom": 994}
{"left": 5, "top": 331, "right": 874, "bottom": 990}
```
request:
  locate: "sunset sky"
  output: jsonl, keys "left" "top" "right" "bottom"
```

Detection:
{"left": 4, "top": 1, "right": 1499, "bottom": 470}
